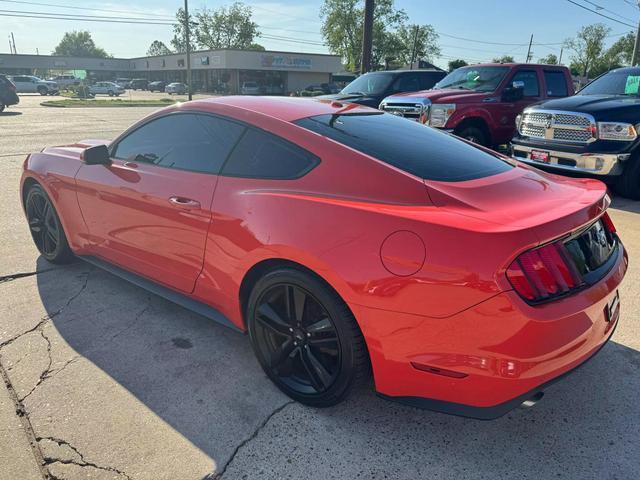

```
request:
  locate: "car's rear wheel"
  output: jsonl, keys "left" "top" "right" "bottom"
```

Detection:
{"left": 247, "top": 268, "right": 370, "bottom": 407}
{"left": 108, "top": 91, "right": 114, "bottom": 97}
{"left": 614, "top": 155, "right": 640, "bottom": 200}
{"left": 37, "top": 87, "right": 48, "bottom": 96}
{"left": 25, "top": 185, "right": 74, "bottom": 264}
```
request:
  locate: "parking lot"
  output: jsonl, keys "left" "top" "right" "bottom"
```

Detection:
{"left": 1, "top": 96, "right": 639, "bottom": 480}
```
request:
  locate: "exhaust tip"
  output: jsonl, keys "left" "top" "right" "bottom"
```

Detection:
{"left": 520, "top": 391, "right": 544, "bottom": 409}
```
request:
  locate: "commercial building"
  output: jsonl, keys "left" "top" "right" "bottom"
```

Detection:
{"left": 0, "top": 48, "right": 343, "bottom": 94}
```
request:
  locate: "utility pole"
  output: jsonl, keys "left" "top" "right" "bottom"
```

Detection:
{"left": 11, "top": 32, "right": 16, "bottom": 54}
{"left": 360, "top": 0, "right": 374, "bottom": 74}
{"left": 558, "top": 47, "right": 563, "bottom": 65}
{"left": 525, "top": 34, "right": 533, "bottom": 63}
{"left": 184, "top": 0, "right": 192, "bottom": 100}
{"left": 633, "top": 2, "right": 640, "bottom": 66}
{"left": 410, "top": 25, "right": 419, "bottom": 70}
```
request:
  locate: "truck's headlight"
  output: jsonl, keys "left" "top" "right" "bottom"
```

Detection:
{"left": 515, "top": 114, "right": 522, "bottom": 129}
{"left": 598, "top": 122, "right": 637, "bottom": 141}
{"left": 429, "top": 104, "right": 456, "bottom": 128}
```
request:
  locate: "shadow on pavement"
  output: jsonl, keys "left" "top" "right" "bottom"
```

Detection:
{"left": 611, "top": 195, "right": 640, "bottom": 214}
{"left": 36, "top": 257, "right": 640, "bottom": 479}
{"left": 0, "top": 111, "right": 22, "bottom": 116}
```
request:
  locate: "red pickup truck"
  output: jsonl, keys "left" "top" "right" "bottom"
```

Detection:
{"left": 380, "top": 63, "right": 574, "bottom": 148}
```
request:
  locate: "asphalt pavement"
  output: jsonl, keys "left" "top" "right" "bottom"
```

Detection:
{"left": 1, "top": 94, "right": 639, "bottom": 480}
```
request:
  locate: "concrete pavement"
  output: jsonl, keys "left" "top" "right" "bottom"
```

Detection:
{"left": 1, "top": 95, "right": 639, "bottom": 480}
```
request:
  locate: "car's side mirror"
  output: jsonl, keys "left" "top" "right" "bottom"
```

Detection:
{"left": 81, "top": 145, "right": 112, "bottom": 166}
{"left": 502, "top": 81, "right": 525, "bottom": 102}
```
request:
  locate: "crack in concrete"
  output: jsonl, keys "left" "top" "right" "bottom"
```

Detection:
{"left": 39, "top": 436, "right": 133, "bottom": 480}
{"left": 213, "top": 400, "right": 295, "bottom": 479}
{"left": 108, "top": 299, "right": 151, "bottom": 343}
{"left": 0, "top": 269, "right": 91, "bottom": 349}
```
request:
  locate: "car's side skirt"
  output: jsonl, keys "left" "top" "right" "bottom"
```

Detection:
{"left": 79, "top": 255, "right": 242, "bottom": 333}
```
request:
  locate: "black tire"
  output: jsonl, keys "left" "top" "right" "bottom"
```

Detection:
{"left": 614, "top": 155, "right": 640, "bottom": 200}
{"left": 37, "top": 87, "right": 48, "bottom": 96}
{"left": 247, "top": 268, "right": 370, "bottom": 407}
{"left": 108, "top": 91, "right": 115, "bottom": 97}
{"left": 0, "top": 104, "right": 5, "bottom": 113}
{"left": 25, "top": 184, "right": 74, "bottom": 264}
{"left": 455, "top": 126, "right": 487, "bottom": 146}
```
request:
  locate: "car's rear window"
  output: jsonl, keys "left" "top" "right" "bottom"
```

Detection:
{"left": 294, "top": 113, "right": 513, "bottom": 182}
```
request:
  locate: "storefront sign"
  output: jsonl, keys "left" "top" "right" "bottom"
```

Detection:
{"left": 260, "top": 55, "right": 312, "bottom": 69}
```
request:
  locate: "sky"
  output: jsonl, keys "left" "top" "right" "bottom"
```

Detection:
{"left": 2, "top": 0, "right": 639, "bottom": 69}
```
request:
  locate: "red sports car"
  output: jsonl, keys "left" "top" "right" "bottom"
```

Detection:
{"left": 20, "top": 97, "right": 627, "bottom": 419}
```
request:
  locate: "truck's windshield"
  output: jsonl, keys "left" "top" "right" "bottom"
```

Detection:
{"left": 579, "top": 70, "right": 640, "bottom": 96}
{"left": 434, "top": 66, "right": 509, "bottom": 92}
{"left": 341, "top": 73, "right": 394, "bottom": 96}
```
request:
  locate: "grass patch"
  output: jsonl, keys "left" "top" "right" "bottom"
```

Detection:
{"left": 41, "top": 98, "right": 178, "bottom": 108}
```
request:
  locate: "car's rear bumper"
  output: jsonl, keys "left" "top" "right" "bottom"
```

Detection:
{"left": 351, "top": 242, "right": 628, "bottom": 419}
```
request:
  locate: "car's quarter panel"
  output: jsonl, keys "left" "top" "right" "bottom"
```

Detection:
{"left": 352, "top": 241, "right": 626, "bottom": 410}
{"left": 74, "top": 160, "right": 217, "bottom": 293}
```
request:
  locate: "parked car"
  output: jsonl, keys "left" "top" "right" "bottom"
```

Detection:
{"left": 48, "top": 75, "right": 80, "bottom": 89}
{"left": 380, "top": 63, "right": 574, "bottom": 147}
{"left": 241, "top": 81, "right": 264, "bottom": 95}
{"left": 148, "top": 81, "right": 166, "bottom": 92}
{"left": 115, "top": 78, "right": 131, "bottom": 88}
{"left": 512, "top": 66, "right": 640, "bottom": 199}
{"left": 0, "top": 74, "right": 19, "bottom": 112}
{"left": 130, "top": 78, "right": 148, "bottom": 90}
{"left": 89, "top": 82, "right": 125, "bottom": 97}
{"left": 165, "top": 82, "right": 187, "bottom": 95}
{"left": 9, "top": 75, "right": 59, "bottom": 95}
{"left": 20, "top": 97, "right": 626, "bottom": 418}
{"left": 320, "top": 69, "right": 447, "bottom": 108}
{"left": 304, "top": 83, "right": 340, "bottom": 94}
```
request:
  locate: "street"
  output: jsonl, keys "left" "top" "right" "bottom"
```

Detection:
{"left": 1, "top": 96, "right": 639, "bottom": 480}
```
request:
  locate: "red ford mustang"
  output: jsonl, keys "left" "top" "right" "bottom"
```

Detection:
{"left": 20, "top": 97, "right": 627, "bottom": 419}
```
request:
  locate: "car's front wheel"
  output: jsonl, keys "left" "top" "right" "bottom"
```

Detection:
{"left": 247, "top": 268, "right": 370, "bottom": 407}
{"left": 108, "top": 91, "right": 115, "bottom": 97}
{"left": 25, "top": 184, "right": 74, "bottom": 264}
{"left": 614, "top": 155, "right": 640, "bottom": 200}
{"left": 37, "top": 87, "right": 48, "bottom": 96}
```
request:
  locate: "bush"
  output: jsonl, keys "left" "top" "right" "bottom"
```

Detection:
{"left": 67, "top": 85, "right": 93, "bottom": 99}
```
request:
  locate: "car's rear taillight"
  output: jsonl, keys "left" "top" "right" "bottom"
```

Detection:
{"left": 601, "top": 211, "right": 616, "bottom": 233}
{"left": 507, "top": 242, "right": 583, "bottom": 302}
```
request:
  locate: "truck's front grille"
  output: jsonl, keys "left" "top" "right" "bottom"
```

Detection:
{"left": 519, "top": 110, "right": 596, "bottom": 144}
{"left": 380, "top": 103, "right": 425, "bottom": 120}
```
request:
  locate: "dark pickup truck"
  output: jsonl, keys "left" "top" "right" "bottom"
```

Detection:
{"left": 320, "top": 69, "right": 446, "bottom": 108}
{"left": 512, "top": 67, "right": 640, "bottom": 199}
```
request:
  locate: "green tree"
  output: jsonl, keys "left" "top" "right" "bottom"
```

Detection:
{"left": 171, "top": 8, "right": 197, "bottom": 53}
{"left": 447, "top": 59, "right": 468, "bottom": 71}
{"left": 52, "top": 31, "right": 109, "bottom": 58}
{"left": 492, "top": 55, "right": 515, "bottom": 63}
{"left": 195, "top": 2, "right": 261, "bottom": 50}
{"left": 565, "top": 23, "right": 610, "bottom": 77}
{"left": 320, "top": 0, "right": 438, "bottom": 71}
{"left": 146, "top": 40, "right": 172, "bottom": 57}
{"left": 538, "top": 53, "right": 558, "bottom": 65}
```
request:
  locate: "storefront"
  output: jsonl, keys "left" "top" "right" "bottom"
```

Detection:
{"left": 0, "top": 48, "right": 342, "bottom": 94}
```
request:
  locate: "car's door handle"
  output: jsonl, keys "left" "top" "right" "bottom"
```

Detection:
{"left": 168, "top": 196, "right": 201, "bottom": 209}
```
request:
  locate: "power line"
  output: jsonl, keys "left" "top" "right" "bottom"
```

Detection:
{"left": 580, "top": 0, "right": 635, "bottom": 22}
{"left": 437, "top": 31, "right": 529, "bottom": 46}
{"left": 565, "top": 0, "right": 636, "bottom": 28}
{"left": 0, "top": 0, "right": 173, "bottom": 19}
{"left": 0, "top": 11, "right": 175, "bottom": 24}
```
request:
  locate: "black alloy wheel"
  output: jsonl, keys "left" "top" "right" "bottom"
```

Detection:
{"left": 25, "top": 185, "right": 73, "bottom": 263}
{"left": 456, "top": 126, "right": 487, "bottom": 146}
{"left": 248, "top": 269, "right": 370, "bottom": 407}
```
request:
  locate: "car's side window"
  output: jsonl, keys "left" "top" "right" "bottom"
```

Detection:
{"left": 393, "top": 74, "right": 420, "bottom": 93}
{"left": 113, "top": 113, "right": 245, "bottom": 175}
{"left": 511, "top": 70, "right": 540, "bottom": 97}
{"left": 221, "top": 128, "right": 319, "bottom": 180}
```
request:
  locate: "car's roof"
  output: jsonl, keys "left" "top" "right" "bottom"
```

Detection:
{"left": 188, "top": 96, "right": 376, "bottom": 122}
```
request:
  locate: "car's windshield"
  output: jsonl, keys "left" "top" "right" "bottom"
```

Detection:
{"left": 434, "top": 66, "right": 509, "bottom": 92}
{"left": 579, "top": 70, "right": 640, "bottom": 96}
{"left": 341, "top": 73, "right": 394, "bottom": 96}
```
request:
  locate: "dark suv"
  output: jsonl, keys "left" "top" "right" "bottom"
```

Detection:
{"left": 130, "top": 78, "right": 149, "bottom": 90}
{"left": 320, "top": 69, "right": 447, "bottom": 108}
{"left": 0, "top": 74, "right": 19, "bottom": 112}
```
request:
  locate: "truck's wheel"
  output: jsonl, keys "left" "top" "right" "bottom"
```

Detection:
{"left": 614, "top": 156, "right": 640, "bottom": 200}
{"left": 455, "top": 126, "right": 487, "bottom": 146}
{"left": 37, "top": 87, "right": 48, "bottom": 96}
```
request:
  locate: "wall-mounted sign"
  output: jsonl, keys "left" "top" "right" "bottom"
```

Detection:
{"left": 200, "top": 56, "right": 209, "bottom": 65}
{"left": 260, "top": 55, "right": 312, "bottom": 69}
{"left": 178, "top": 59, "right": 185, "bottom": 67}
